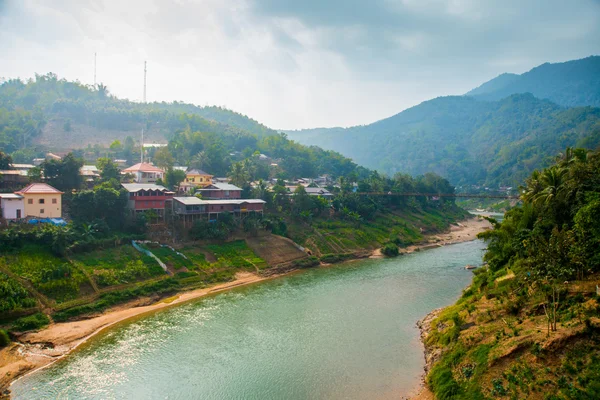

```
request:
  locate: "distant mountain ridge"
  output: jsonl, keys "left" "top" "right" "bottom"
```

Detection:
{"left": 287, "top": 93, "right": 600, "bottom": 186}
{"left": 286, "top": 56, "right": 600, "bottom": 186}
{"left": 466, "top": 56, "right": 600, "bottom": 107}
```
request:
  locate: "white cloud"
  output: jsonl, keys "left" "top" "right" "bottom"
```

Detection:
{"left": 0, "top": 0, "right": 599, "bottom": 129}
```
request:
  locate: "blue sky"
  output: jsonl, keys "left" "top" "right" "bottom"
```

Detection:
{"left": 1, "top": 0, "right": 599, "bottom": 129}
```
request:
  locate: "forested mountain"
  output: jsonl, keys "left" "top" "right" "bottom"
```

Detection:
{"left": 287, "top": 94, "right": 600, "bottom": 186}
{"left": 466, "top": 56, "right": 600, "bottom": 107}
{"left": 0, "top": 73, "right": 277, "bottom": 153}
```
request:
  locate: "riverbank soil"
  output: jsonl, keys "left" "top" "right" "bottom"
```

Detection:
{"left": 1, "top": 217, "right": 491, "bottom": 396}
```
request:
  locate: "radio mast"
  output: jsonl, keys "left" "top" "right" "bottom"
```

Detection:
{"left": 143, "top": 61, "right": 147, "bottom": 103}
{"left": 94, "top": 52, "right": 97, "bottom": 87}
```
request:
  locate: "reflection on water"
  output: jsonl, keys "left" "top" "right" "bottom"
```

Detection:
{"left": 13, "top": 240, "right": 486, "bottom": 400}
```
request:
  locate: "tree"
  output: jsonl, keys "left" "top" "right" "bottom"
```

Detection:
{"left": 153, "top": 147, "right": 175, "bottom": 170}
{"left": 27, "top": 166, "right": 42, "bottom": 182}
{"left": 96, "top": 157, "right": 120, "bottom": 182}
{"left": 164, "top": 168, "right": 186, "bottom": 190}
{"left": 97, "top": 83, "right": 109, "bottom": 98}
{"left": 109, "top": 140, "right": 122, "bottom": 155}
{"left": 42, "top": 153, "right": 83, "bottom": 191}
{"left": 228, "top": 162, "right": 250, "bottom": 187}
{"left": 0, "top": 151, "right": 12, "bottom": 169}
{"left": 529, "top": 228, "right": 576, "bottom": 335}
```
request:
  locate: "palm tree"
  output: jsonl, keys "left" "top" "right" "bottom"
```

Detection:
{"left": 533, "top": 166, "right": 568, "bottom": 207}
{"left": 228, "top": 162, "right": 249, "bottom": 187}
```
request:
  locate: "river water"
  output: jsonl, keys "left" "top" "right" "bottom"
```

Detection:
{"left": 12, "top": 240, "right": 486, "bottom": 400}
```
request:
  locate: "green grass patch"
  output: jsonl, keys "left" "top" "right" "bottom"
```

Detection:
{"left": 1, "top": 245, "right": 91, "bottom": 303}
{"left": 205, "top": 241, "right": 267, "bottom": 270}
{"left": 11, "top": 312, "right": 50, "bottom": 332}
{"left": 71, "top": 245, "right": 165, "bottom": 288}
{"left": 0, "top": 272, "right": 37, "bottom": 312}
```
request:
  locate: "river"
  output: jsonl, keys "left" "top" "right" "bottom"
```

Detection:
{"left": 12, "top": 240, "right": 487, "bottom": 400}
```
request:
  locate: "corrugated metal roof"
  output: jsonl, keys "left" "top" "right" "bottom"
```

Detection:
{"left": 173, "top": 197, "right": 265, "bottom": 205}
{"left": 122, "top": 183, "right": 171, "bottom": 192}
{"left": 198, "top": 183, "right": 242, "bottom": 191}
{"left": 0, "top": 193, "right": 23, "bottom": 199}
{"left": 186, "top": 168, "right": 212, "bottom": 176}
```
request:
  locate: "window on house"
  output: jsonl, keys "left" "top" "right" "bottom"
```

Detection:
{"left": 28, "top": 199, "right": 33, "bottom": 204}
{"left": 40, "top": 209, "right": 44, "bottom": 214}
{"left": 220, "top": 206, "right": 224, "bottom": 210}
{"left": 39, "top": 199, "right": 45, "bottom": 204}
{"left": 52, "top": 198, "right": 57, "bottom": 204}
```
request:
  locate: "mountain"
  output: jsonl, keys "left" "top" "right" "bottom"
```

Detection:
{"left": 0, "top": 73, "right": 278, "bottom": 152}
{"left": 287, "top": 94, "right": 600, "bottom": 186}
{"left": 466, "top": 56, "right": 600, "bottom": 107}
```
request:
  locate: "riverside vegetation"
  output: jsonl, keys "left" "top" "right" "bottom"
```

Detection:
{"left": 422, "top": 148, "right": 600, "bottom": 400}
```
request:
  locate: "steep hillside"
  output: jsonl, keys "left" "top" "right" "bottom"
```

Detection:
{"left": 288, "top": 94, "right": 600, "bottom": 186}
{"left": 0, "top": 73, "right": 278, "bottom": 151}
{"left": 467, "top": 56, "right": 600, "bottom": 108}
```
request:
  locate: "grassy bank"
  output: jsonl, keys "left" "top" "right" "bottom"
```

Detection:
{"left": 286, "top": 204, "right": 469, "bottom": 257}
{"left": 423, "top": 267, "right": 600, "bottom": 400}
{"left": 0, "top": 240, "right": 268, "bottom": 327}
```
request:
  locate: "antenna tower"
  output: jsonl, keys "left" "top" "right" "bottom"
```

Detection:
{"left": 143, "top": 61, "right": 147, "bottom": 103}
{"left": 94, "top": 52, "right": 97, "bottom": 86}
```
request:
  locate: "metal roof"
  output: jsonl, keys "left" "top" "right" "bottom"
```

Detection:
{"left": 186, "top": 168, "right": 212, "bottom": 176}
{"left": 0, "top": 193, "right": 23, "bottom": 199}
{"left": 122, "top": 162, "right": 165, "bottom": 173}
{"left": 122, "top": 183, "right": 172, "bottom": 192}
{"left": 198, "top": 183, "right": 242, "bottom": 191}
{"left": 173, "top": 197, "right": 265, "bottom": 205}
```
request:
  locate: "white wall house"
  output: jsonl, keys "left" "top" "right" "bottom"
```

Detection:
{"left": 0, "top": 193, "right": 25, "bottom": 220}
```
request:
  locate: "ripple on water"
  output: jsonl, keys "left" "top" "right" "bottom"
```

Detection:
{"left": 13, "top": 240, "right": 486, "bottom": 400}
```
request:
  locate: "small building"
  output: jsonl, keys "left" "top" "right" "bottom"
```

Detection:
{"left": 183, "top": 168, "right": 213, "bottom": 189}
{"left": 122, "top": 183, "right": 174, "bottom": 217}
{"left": 113, "top": 159, "right": 128, "bottom": 169}
{"left": 0, "top": 193, "right": 25, "bottom": 220}
{"left": 15, "top": 183, "right": 63, "bottom": 218}
{"left": 196, "top": 183, "right": 242, "bottom": 200}
{"left": 0, "top": 170, "right": 29, "bottom": 188}
{"left": 172, "top": 196, "right": 265, "bottom": 225}
{"left": 121, "top": 162, "right": 165, "bottom": 183}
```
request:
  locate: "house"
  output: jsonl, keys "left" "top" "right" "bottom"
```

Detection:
{"left": 0, "top": 193, "right": 25, "bottom": 220}
{"left": 0, "top": 170, "right": 29, "bottom": 188}
{"left": 121, "top": 162, "right": 165, "bottom": 183}
{"left": 15, "top": 183, "right": 63, "bottom": 218}
{"left": 180, "top": 168, "right": 213, "bottom": 193}
{"left": 121, "top": 183, "right": 174, "bottom": 217}
{"left": 196, "top": 183, "right": 242, "bottom": 199}
{"left": 285, "top": 186, "right": 333, "bottom": 198}
{"left": 305, "top": 187, "right": 334, "bottom": 198}
{"left": 172, "top": 196, "right": 265, "bottom": 225}
{"left": 113, "top": 159, "right": 128, "bottom": 169}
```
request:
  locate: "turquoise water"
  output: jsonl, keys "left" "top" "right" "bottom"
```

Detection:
{"left": 12, "top": 240, "right": 486, "bottom": 400}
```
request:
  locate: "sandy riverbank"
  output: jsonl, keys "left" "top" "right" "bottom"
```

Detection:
{"left": 1, "top": 216, "right": 492, "bottom": 398}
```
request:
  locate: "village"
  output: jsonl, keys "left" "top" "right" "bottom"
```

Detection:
{"left": 0, "top": 152, "right": 334, "bottom": 226}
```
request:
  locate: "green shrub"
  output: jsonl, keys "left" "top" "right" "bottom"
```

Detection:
{"left": 319, "top": 254, "right": 354, "bottom": 264}
{"left": 292, "top": 256, "right": 320, "bottom": 269}
{"left": 381, "top": 243, "right": 399, "bottom": 257}
{"left": 0, "top": 329, "right": 10, "bottom": 348}
{"left": 12, "top": 313, "right": 50, "bottom": 332}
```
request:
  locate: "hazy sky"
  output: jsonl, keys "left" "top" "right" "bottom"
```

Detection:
{"left": 1, "top": 0, "right": 599, "bottom": 129}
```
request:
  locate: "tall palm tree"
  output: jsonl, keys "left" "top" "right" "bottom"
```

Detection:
{"left": 228, "top": 162, "right": 249, "bottom": 187}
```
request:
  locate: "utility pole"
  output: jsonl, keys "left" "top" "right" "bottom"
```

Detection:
{"left": 141, "top": 61, "right": 147, "bottom": 163}
{"left": 141, "top": 128, "right": 144, "bottom": 163}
